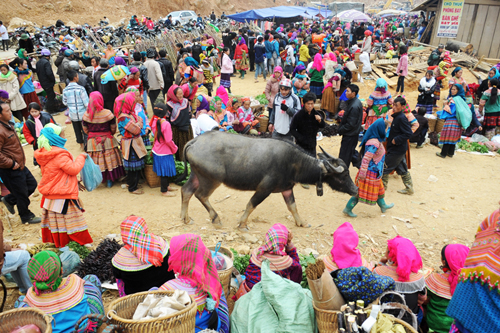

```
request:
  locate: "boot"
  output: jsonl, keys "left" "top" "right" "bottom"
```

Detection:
{"left": 398, "top": 172, "right": 414, "bottom": 195}
{"left": 381, "top": 174, "right": 389, "bottom": 190}
{"left": 377, "top": 198, "right": 394, "bottom": 213}
{"left": 343, "top": 197, "right": 358, "bottom": 217}
{"left": 241, "top": 71, "right": 245, "bottom": 79}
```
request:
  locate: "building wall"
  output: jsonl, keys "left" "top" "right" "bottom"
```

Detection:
{"left": 430, "top": 0, "right": 500, "bottom": 58}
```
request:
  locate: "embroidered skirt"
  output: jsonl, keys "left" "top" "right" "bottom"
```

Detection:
{"left": 439, "top": 119, "right": 461, "bottom": 145}
{"left": 309, "top": 81, "right": 324, "bottom": 99}
{"left": 172, "top": 125, "right": 194, "bottom": 161}
{"left": 484, "top": 111, "right": 500, "bottom": 129}
{"left": 87, "top": 137, "right": 125, "bottom": 182}
{"left": 153, "top": 154, "right": 177, "bottom": 177}
{"left": 123, "top": 147, "right": 145, "bottom": 171}
{"left": 356, "top": 170, "right": 385, "bottom": 205}
{"left": 220, "top": 73, "right": 231, "bottom": 88}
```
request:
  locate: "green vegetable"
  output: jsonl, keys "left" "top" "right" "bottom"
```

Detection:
{"left": 255, "top": 94, "right": 269, "bottom": 106}
{"left": 457, "top": 139, "right": 489, "bottom": 154}
{"left": 227, "top": 129, "right": 238, "bottom": 134}
{"left": 230, "top": 248, "right": 251, "bottom": 274}
{"left": 169, "top": 156, "right": 191, "bottom": 186}
{"left": 299, "top": 253, "right": 317, "bottom": 289}
{"left": 68, "top": 241, "right": 91, "bottom": 260}
{"left": 144, "top": 148, "right": 154, "bottom": 165}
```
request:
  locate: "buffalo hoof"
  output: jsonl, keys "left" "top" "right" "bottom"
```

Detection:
{"left": 183, "top": 218, "right": 194, "bottom": 225}
{"left": 237, "top": 224, "right": 250, "bottom": 232}
{"left": 212, "top": 221, "right": 223, "bottom": 229}
{"left": 299, "top": 223, "right": 312, "bottom": 228}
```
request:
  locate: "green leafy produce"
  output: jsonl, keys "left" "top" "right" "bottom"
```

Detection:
{"left": 227, "top": 129, "right": 238, "bottom": 134}
{"left": 255, "top": 94, "right": 269, "bottom": 106}
{"left": 68, "top": 241, "right": 91, "bottom": 260}
{"left": 144, "top": 148, "right": 154, "bottom": 165}
{"left": 457, "top": 139, "right": 489, "bottom": 154}
{"left": 230, "top": 248, "right": 251, "bottom": 274}
{"left": 299, "top": 253, "right": 317, "bottom": 289}
{"left": 169, "top": 157, "right": 191, "bottom": 186}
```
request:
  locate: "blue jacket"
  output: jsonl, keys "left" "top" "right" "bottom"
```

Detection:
{"left": 264, "top": 41, "right": 274, "bottom": 59}
{"left": 254, "top": 43, "right": 266, "bottom": 64}
{"left": 273, "top": 40, "right": 280, "bottom": 56}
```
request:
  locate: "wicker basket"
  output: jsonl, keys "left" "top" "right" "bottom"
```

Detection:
{"left": 428, "top": 118, "right": 437, "bottom": 132}
{"left": 144, "top": 164, "right": 160, "bottom": 188}
{"left": 107, "top": 290, "right": 197, "bottom": 333}
{"left": 257, "top": 116, "right": 269, "bottom": 133}
{"left": 208, "top": 246, "right": 234, "bottom": 297}
{"left": 435, "top": 118, "right": 445, "bottom": 133}
{"left": 0, "top": 308, "right": 53, "bottom": 333}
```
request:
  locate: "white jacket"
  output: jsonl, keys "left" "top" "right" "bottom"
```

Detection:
{"left": 0, "top": 72, "right": 27, "bottom": 111}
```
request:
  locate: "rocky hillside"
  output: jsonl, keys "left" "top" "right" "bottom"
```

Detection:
{"left": 0, "top": 0, "right": 291, "bottom": 27}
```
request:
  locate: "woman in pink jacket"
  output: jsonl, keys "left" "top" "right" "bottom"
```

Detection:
{"left": 220, "top": 47, "right": 233, "bottom": 93}
{"left": 152, "top": 104, "right": 178, "bottom": 197}
{"left": 396, "top": 45, "right": 408, "bottom": 94}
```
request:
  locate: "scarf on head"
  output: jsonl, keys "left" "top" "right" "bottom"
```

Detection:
{"left": 184, "top": 57, "right": 199, "bottom": 67}
{"left": 256, "top": 223, "right": 289, "bottom": 259}
{"left": 196, "top": 95, "right": 210, "bottom": 112}
{"left": 216, "top": 85, "right": 229, "bottom": 105}
{"left": 27, "top": 251, "right": 63, "bottom": 295}
{"left": 451, "top": 66, "right": 462, "bottom": 77}
{"left": 451, "top": 83, "right": 466, "bottom": 101}
{"left": 272, "top": 66, "right": 283, "bottom": 81}
{"left": 168, "top": 234, "right": 222, "bottom": 307}
{"left": 33, "top": 115, "right": 44, "bottom": 137}
{"left": 292, "top": 64, "right": 306, "bottom": 77}
{"left": 311, "top": 53, "right": 324, "bottom": 71}
{"left": 238, "top": 37, "right": 246, "bottom": 46}
{"left": 114, "top": 57, "right": 126, "bottom": 66}
{"left": 166, "top": 84, "right": 188, "bottom": 122}
{"left": 444, "top": 244, "right": 470, "bottom": 295}
{"left": 37, "top": 123, "right": 66, "bottom": 151}
{"left": 359, "top": 118, "right": 386, "bottom": 148}
{"left": 210, "top": 96, "right": 223, "bottom": 112}
{"left": 114, "top": 91, "right": 138, "bottom": 120}
{"left": 18, "top": 48, "right": 28, "bottom": 60}
{"left": 387, "top": 236, "right": 423, "bottom": 282}
{"left": 85, "top": 91, "right": 104, "bottom": 121}
{"left": 331, "top": 222, "right": 362, "bottom": 269}
{"left": 120, "top": 216, "right": 167, "bottom": 267}
{"left": 490, "top": 67, "right": 500, "bottom": 80}
{"left": 375, "top": 78, "right": 388, "bottom": 93}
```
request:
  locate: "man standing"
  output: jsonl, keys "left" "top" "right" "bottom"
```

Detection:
{"left": 0, "top": 21, "right": 8, "bottom": 51}
{"left": 157, "top": 50, "right": 175, "bottom": 97}
{"left": 144, "top": 48, "right": 164, "bottom": 106}
{"left": 130, "top": 52, "right": 150, "bottom": 107}
{"left": 36, "top": 49, "right": 57, "bottom": 113}
{"left": 268, "top": 78, "right": 301, "bottom": 141}
{"left": 382, "top": 96, "right": 414, "bottom": 195}
{"left": 290, "top": 91, "right": 325, "bottom": 156}
{"left": 338, "top": 84, "right": 363, "bottom": 169}
{"left": 210, "top": 10, "right": 216, "bottom": 21}
{"left": 93, "top": 58, "right": 119, "bottom": 111}
{"left": 0, "top": 102, "right": 40, "bottom": 224}
{"left": 254, "top": 36, "right": 266, "bottom": 82}
{"left": 248, "top": 31, "right": 256, "bottom": 72}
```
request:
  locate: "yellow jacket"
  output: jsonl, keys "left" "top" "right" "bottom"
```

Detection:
{"left": 299, "top": 45, "right": 310, "bottom": 62}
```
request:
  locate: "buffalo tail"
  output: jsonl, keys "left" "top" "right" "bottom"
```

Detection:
{"left": 174, "top": 140, "right": 192, "bottom": 184}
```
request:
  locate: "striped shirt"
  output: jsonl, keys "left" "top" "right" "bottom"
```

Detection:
{"left": 62, "top": 82, "right": 89, "bottom": 121}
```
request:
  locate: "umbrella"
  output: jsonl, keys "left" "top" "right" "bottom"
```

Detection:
{"left": 377, "top": 9, "right": 407, "bottom": 16}
{"left": 100, "top": 65, "right": 130, "bottom": 84}
{"left": 336, "top": 10, "right": 370, "bottom": 22}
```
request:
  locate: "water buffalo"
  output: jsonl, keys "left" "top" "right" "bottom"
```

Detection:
{"left": 176, "top": 131, "right": 358, "bottom": 230}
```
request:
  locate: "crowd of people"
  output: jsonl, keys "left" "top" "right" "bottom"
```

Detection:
{"left": 0, "top": 10, "right": 499, "bottom": 333}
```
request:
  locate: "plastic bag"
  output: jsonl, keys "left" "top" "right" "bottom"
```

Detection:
{"left": 59, "top": 247, "right": 81, "bottom": 277}
{"left": 470, "top": 133, "right": 489, "bottom": 143}
{"left": 80, "top": 155, "right": 102, "bottom": 191}
{"left": 9, "top": 324, "right": 42, "bottom": 333}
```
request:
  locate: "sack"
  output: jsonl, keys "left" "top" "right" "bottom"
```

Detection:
{"left": 59, "top": 248, "right": 81, "bottom": 277}
{"left": 80, "top": 155, "right": 103, "bottom": 192}
{"left": 307, "top": 268, "right": 345, "bottom": 310}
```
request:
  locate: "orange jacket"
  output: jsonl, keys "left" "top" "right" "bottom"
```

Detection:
{"left": 34, "top": 147, "right": 86, "bottom": 200}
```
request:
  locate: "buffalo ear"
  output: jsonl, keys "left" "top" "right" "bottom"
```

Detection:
{"left": 324, "top": 160, "right": 344, "bottom": 174}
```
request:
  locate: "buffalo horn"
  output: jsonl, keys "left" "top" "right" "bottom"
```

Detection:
{"left": 325, "top": 160, "right": 344, "bottom": 174}
{"left": 319, "top": 146, "right": 335, "bottom": 160}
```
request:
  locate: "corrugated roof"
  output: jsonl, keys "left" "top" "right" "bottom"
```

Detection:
{"left": 412, "top": 0, "right": 440, "bottom": 12}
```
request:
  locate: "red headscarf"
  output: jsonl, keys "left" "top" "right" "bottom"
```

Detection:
{"left": 444, "top": 244, "right": 470, "bottom": 295}
{"left": 331, "top": 222, "right": 362, "bottom": 269}
{"left": 387, "top": 236, "right": 423, "bottom": 282}
{"left": 114, "top": 92, "right": 137, "bottom": 120}
{"left": 87, "top": 91, "right": 104, "bottom": 120}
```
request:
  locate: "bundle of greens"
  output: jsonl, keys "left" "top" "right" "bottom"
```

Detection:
{"left": 456, "top": 139, "right": 490, "bottom": 154}
{"left": 299, "top": 253, "right": 317, "bottom": 289}
{"left": 255, "top": 94, "right": 269, "bottom": 106}
{"left": 68, "top": 241, "right": 91, "bottom": 260}
{"left": 230, "top": 248, "right": 251, "bottom": 274}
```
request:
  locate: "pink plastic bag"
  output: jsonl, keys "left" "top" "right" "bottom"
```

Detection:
{"left": 10, "top": 324, "right": 42, "bottom": 333}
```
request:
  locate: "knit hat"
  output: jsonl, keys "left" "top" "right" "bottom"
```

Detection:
{"left": 0, "top": 90, "right": 9, "bottom": 99}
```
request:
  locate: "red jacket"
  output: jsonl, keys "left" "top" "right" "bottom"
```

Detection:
{"left": 34, "top": 147, "right": 86, "bottom": 200}
{"left": 234, "top": 44, "right": 248, "bottom": 60}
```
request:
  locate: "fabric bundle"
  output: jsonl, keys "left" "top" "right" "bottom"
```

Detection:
{"left": 132, "top": 289, "right": 191, "bottom": 320}
{"left": 101, "top": 65, "right": 131, "bottom": 84}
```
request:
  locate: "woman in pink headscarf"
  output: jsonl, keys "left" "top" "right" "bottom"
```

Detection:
{"left": 243, "top": 223, "right": 302, "bottom": 291}
{"left": 323, "top": 222, "right": 374, "bottom": 273}
{"left": 264, "top": 66, "right": 283, "bottom": 113}
{"left": 424, "top": 244, "right": 469, "bottom": 333}
{"left": 308, "top": 53, "right": 325, "bottom": 99}
{"left": 160, "top": 234, "right": 229, "bottom": 333}
{"left": 374, "top": 236, "right": 427, "bottom": 325}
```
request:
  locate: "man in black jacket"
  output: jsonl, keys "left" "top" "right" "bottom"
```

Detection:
{"left": 355, "top": 23, "right": 366, "bottom": 42}
{"left": 157, "top": 49, "right": 175, "bottom": 97}
{"left": 248, "top": 31, "right": 256, "bottom": 72}
{"left": 338, "top": 84, "right": 363, "bottom": 169}
{"left": 290, "top": 91, "right": 325, "bottom": 157}
{"left": 93, "top": 59, "right": 119, "bottom": 111}
{"left": 130, "top": 52, "right": 150, "bottom": 106}
{"left": 36, "top": 49, "right": 57, "bottom": 113}
{"left": 382, "top": 96, "right": 414, "bottom": 195}
{"left": 222, "top": 29, "right": 237, "bottom": 57}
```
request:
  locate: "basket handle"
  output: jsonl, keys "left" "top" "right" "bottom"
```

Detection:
{"left": 73, "top": 313, "right": 116, "bottom": 333}
{"left": 377, "top": 290, "right": 407, "bottom": 306}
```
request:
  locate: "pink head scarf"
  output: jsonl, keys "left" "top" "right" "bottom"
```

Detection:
{"left": 444, "top": 244, "right": 470, "bottom": 295}
{"left": 332, "top": 222, "right": 362, "bottom": 269}
{"left": 387, "top": 236, "right": 423, "bottom": 282}
{"left": 256, "top": 223, "right": 289, "bottom": 260}
{"left": 272, "top": 66, "right": 283, "bottom": 80}
{"left": 216, "top": 85, "right": 229, "bottom": 105}
{"left": 114, "top": 92, "right": 137, "bottom": 120}
{"left": 312, "top": 53, "right": 324, "bottom": 71}
{"left": 168, "top": 234, "right": 222, "bottom": 306}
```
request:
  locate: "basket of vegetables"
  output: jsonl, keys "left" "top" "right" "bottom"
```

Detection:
{"left": 144, "top": 147, "right": 161, "bottom": 188}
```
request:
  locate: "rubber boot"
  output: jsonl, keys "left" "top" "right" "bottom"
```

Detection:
{"left": 381, "top": 174, "right": 389, "bottom": 190}
{"left": 343, "top": 197, "right": 358, "bottom": 217}
{"left": 241, "top": 70, "right": 245, "bottom": 79}
{"left": 377, "top": 198, "right": 394, "bottom": 213}
{"left": 398, "top": 172, "right": 414, "bottom": 195}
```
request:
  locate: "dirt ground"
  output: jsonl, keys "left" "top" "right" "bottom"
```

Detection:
{"left": 2, "top": 66, "right": 498, "bottom": 311}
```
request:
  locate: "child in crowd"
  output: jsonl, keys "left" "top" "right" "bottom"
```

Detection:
{"left": 396, "top": 45, "right": 408, "bottom": 94}
{"left": 22, "top": 102, "right": 56, "bottom": 166}
{"left": 152, "top": 104, "right": 178, "bottom": 197}
{"left": 201, "top": 59, "right": 214, "bottom": 96}
{"left": 237, "top": 97, "right": 260, "bottom": 134}
{"left": 62, "top": 70, "right": 88, "bottom": 150}
{"left": 292, "top": 65, "right": 310, "bottom": 102}
{"left": 225, "top": 97, "right": 242, "bottom": 131}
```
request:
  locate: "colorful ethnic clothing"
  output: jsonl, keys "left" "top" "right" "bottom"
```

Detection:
{"left": 365, "top": 79, "right": 393, "bottom": 129}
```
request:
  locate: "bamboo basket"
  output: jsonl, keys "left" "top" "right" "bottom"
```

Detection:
{"left": 257, "top": 116, "right": 269, "bottom": 133}
{"left": 312, "top": 304, "right": 417, "bottom": 333}
{"left": 428, "top": 118, "right": 437, "bottom": 132}
{"left": 0, "top": 308, "right": 53, "bottom": 333}
{"left": 144, "top": 164, "right": 160, "bottom": 188}
{"left": 208, "top": 246, "right": 234, "bottom": 297}
{"left": 435, "top": 118, "right": 445, "bottom": 133}
{"left": 107, "top": 290, "right": 197, "bottom": 333}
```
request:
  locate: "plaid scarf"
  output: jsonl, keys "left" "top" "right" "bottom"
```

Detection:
{"left": 28, "top": 251, "right": 63, "bottom": 295}
{"left": 120, "top": 216, "right": 167, "bottom": 267}
{"left": 255, "top": 223, "right": 289, "bottom": 260}
{"left": 168, "top": 234, "right": 222, "bottom": 307}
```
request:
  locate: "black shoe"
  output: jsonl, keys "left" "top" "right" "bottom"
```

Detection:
{"left": 1, "top": 197, "right": 15, "bottom": 214}
{"left": 22, "top": 216, "right": 41, "bottom": 224}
